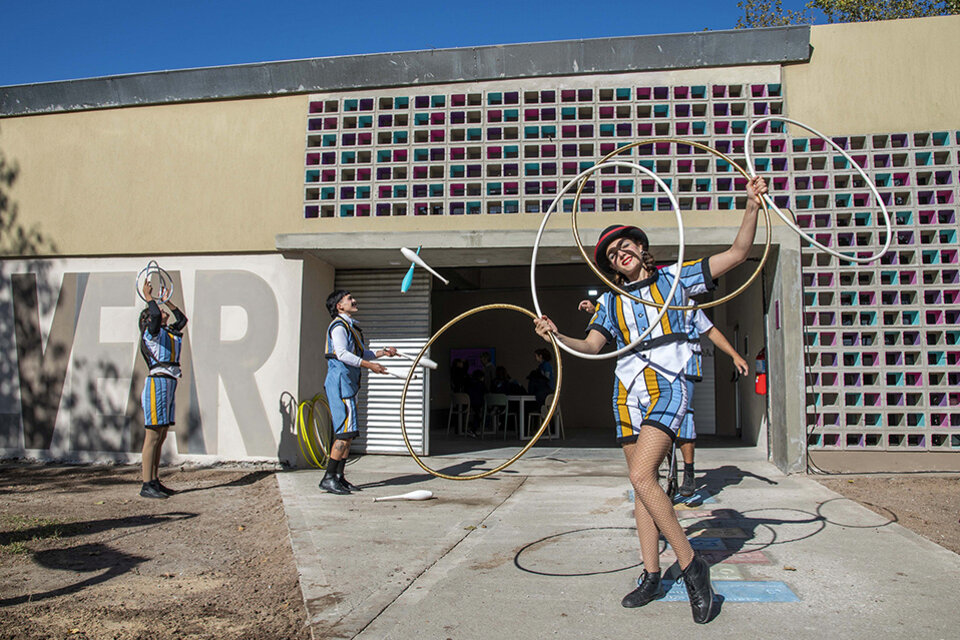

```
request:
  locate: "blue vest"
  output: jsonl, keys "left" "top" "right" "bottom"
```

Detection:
{"left": 325, "top": 317, "right": 366, "bottom": 398}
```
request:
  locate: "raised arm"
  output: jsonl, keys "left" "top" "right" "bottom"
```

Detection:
{"left": 141, "top": 282, "right": 164, "bottom": 335}
{"left": 166, "top": 299, "right": 187, "bottom": 330}
{"left": 707, "top": 176, "right": 767, "bottom": 279}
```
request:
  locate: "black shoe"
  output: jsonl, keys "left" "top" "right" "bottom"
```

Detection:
{"left": 621, "top": 570, "right": 664, "bottom": 608}
{"left": 319, "top": 475, "right": 351, "bottom": 495}
{"left": 681, "top": 552, "right": 715, "bottom": 624}
{"left": 680, "top": 473, "right": 696, "bottom": 497}
{"left": 151, "top": 479, "right": 176, "bottom": 496}
{"left": 338, "top": 476, "right": 362, "bottom": 492}
{"left": 140, "top": 482, "right": 168, "bottom": 499}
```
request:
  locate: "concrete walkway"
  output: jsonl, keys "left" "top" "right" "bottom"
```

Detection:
{"left": 277, "top": 445, "right": 960, "bottom": 640}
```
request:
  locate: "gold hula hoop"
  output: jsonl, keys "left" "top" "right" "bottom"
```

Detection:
{"left": 311, "top": 394, "right": 334, "bottom": 463}
{"left": 399, "top": 303, "right": 562, "bottom": 480}
{"left": 571, "top": 138, "right": 772, "bottom": 311}
{"left": 297, "top": 393, "right": 331, "bottom": 469}
{"left": 297, "top": 400, "right": 322, "bottom": 468}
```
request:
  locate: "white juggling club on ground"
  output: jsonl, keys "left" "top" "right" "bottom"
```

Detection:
{"left": 373, "top": 489, "right": 434, "bottom": 502}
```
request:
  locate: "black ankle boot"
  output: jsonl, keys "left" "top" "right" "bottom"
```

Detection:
{"left": 337, "top": 474, "right": 361, "bottom": 492}
{"left": 681, "top": 552, "right": 715, "bottom": 624}
{"left": 680, "top": 473, "right": 696, "bottom": 497}
{"left": 319, "top": 461, "right": 350, "bottom": 495}
{"left": 140, "top": 481, "right": 168, "bottom": 499}
{"left": 621, "top": 569, "right": 664, "bottom": 608}
{"left": 335, "top": 459, "right": 361, "bottom": 491}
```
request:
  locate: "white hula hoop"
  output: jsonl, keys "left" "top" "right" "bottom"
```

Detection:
{"left": 744, "top": 116, "right": 892, "bottom": 264}
{"left": 136, "top": 260, "right": 175, "bottom": 304}
{"left": 530, "top": 159, "right": 685, "bottom": 361}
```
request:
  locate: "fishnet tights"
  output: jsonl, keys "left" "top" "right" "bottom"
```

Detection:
{"left": 624, "top": 427, "right": 694, "bottom": 572}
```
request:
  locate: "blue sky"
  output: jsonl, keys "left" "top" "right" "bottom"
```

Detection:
{"left": 1, "top": 1, "right": 816, "bottom": 86}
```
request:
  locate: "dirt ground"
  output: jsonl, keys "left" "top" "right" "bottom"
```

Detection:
{"left": 1, "top": 464, "right": 958, "bottom": 640}
{"left": 0, "top": 464, "right": 310, "bottom": 640}
{"left": 815, "top": 474, "right": 960, "bottom": 555}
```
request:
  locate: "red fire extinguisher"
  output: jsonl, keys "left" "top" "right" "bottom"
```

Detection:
{"left": 755, "top": 348, "right": 767, "bottom": 395}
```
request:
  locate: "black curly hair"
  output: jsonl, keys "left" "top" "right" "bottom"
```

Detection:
{"left": 138, "top": 307, "right": 152, "bottom": 332}
{"left": 325, "top": 290, "right": 350, "bottom": 318}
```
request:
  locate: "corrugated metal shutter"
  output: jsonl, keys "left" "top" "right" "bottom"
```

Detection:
{"left": 334, "top": 269, "right": 431, "bottom": 455}
{"left": 693, "top": 341, "right": 717, "bottom": 435}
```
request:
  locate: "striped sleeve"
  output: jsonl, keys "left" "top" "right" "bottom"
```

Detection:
{"left": 585, "top": 294, "right": 615, "bottom": 343}
{"left": 665, "top": 258, "right": 716, "bottom": 297}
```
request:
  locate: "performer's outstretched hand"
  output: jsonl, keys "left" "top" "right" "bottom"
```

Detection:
{"left": 534, "top": 315, "right": 557, "bottom": 342}
{"left": 732, "top": 353, "right": 749, "bottom": 376}
{"left": 745, "top": 175, "right": 768, "bottom": 205}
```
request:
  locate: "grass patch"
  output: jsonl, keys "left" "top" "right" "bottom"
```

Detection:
{"left": 0, "top": 513, "right": 67, "bottom": 554}
{"left": 3, "top": 540, "right": 30, "bottom": 555}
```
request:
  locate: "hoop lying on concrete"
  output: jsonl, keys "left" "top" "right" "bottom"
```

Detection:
{"left": 745, "top": 116, "right": 891, "bottom": 264}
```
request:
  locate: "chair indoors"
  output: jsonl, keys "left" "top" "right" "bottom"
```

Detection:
{"left": 525, "top": 393, "right": 565, "bottom": 440}
{"left": 480, "top": 393, "right": 517, "bottom": 439}
{"left": 447, "top": 392, "right": 471, "bottom": 436}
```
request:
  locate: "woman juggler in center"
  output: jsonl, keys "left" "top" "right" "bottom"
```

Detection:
{"left": 533, "top": 176, "right": 767, "bottom": 624}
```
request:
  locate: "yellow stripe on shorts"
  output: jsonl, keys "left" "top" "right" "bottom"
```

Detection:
{"left": 149, "top": 377, "right": 158, "bottom": 424}
{"left": 642, "top": 368, "right": 660, "bottom": 420}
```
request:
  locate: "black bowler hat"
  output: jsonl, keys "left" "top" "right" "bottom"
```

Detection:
{"left": 593, "top": 225, "right": 649, "bottom": 274}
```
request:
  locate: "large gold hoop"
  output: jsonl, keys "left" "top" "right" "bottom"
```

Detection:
{"left": 571, "top": 138, "right": 772, "bottom": 311}
{"left": 399, "top": 304, "right": 562, "bottom": 480}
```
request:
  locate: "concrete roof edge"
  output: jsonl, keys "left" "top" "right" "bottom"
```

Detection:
{"left": 1, "top": 26, "right": 810, "bottom": 117}
{"left": 275, "top": 224, "right": 800, "bottom": 253}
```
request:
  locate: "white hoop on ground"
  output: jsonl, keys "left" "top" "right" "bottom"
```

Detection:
{"left": 530, "top": 160, "right": 685, "bottom": 361}
{"left": 744, "top": 116, "right": 892, "bottom": 264}
{"left": 136, "top": 260, "right": 174, "bottom": 303}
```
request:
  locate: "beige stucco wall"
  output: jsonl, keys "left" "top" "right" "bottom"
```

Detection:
{"left": 0, "top": 96, "right": 308, "bottom": 255}
{"left": 1, "top": 65, "right": 780, "bottom": 257}
{"left": 784, "top": 14, "right": 960, "bottom": 135}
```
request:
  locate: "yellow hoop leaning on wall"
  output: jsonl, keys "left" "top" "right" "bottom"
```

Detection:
{"left": 297, "top": 393, "right": 331, "bottom": 469}
{"left": 571, "top": 138, "right": 773, "bottom": 311}
{"left": 399, "top": 304, "right": 562, "bottom": 480}
{"left": 311, "top": 394, "right": 334, "bottom": 465}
